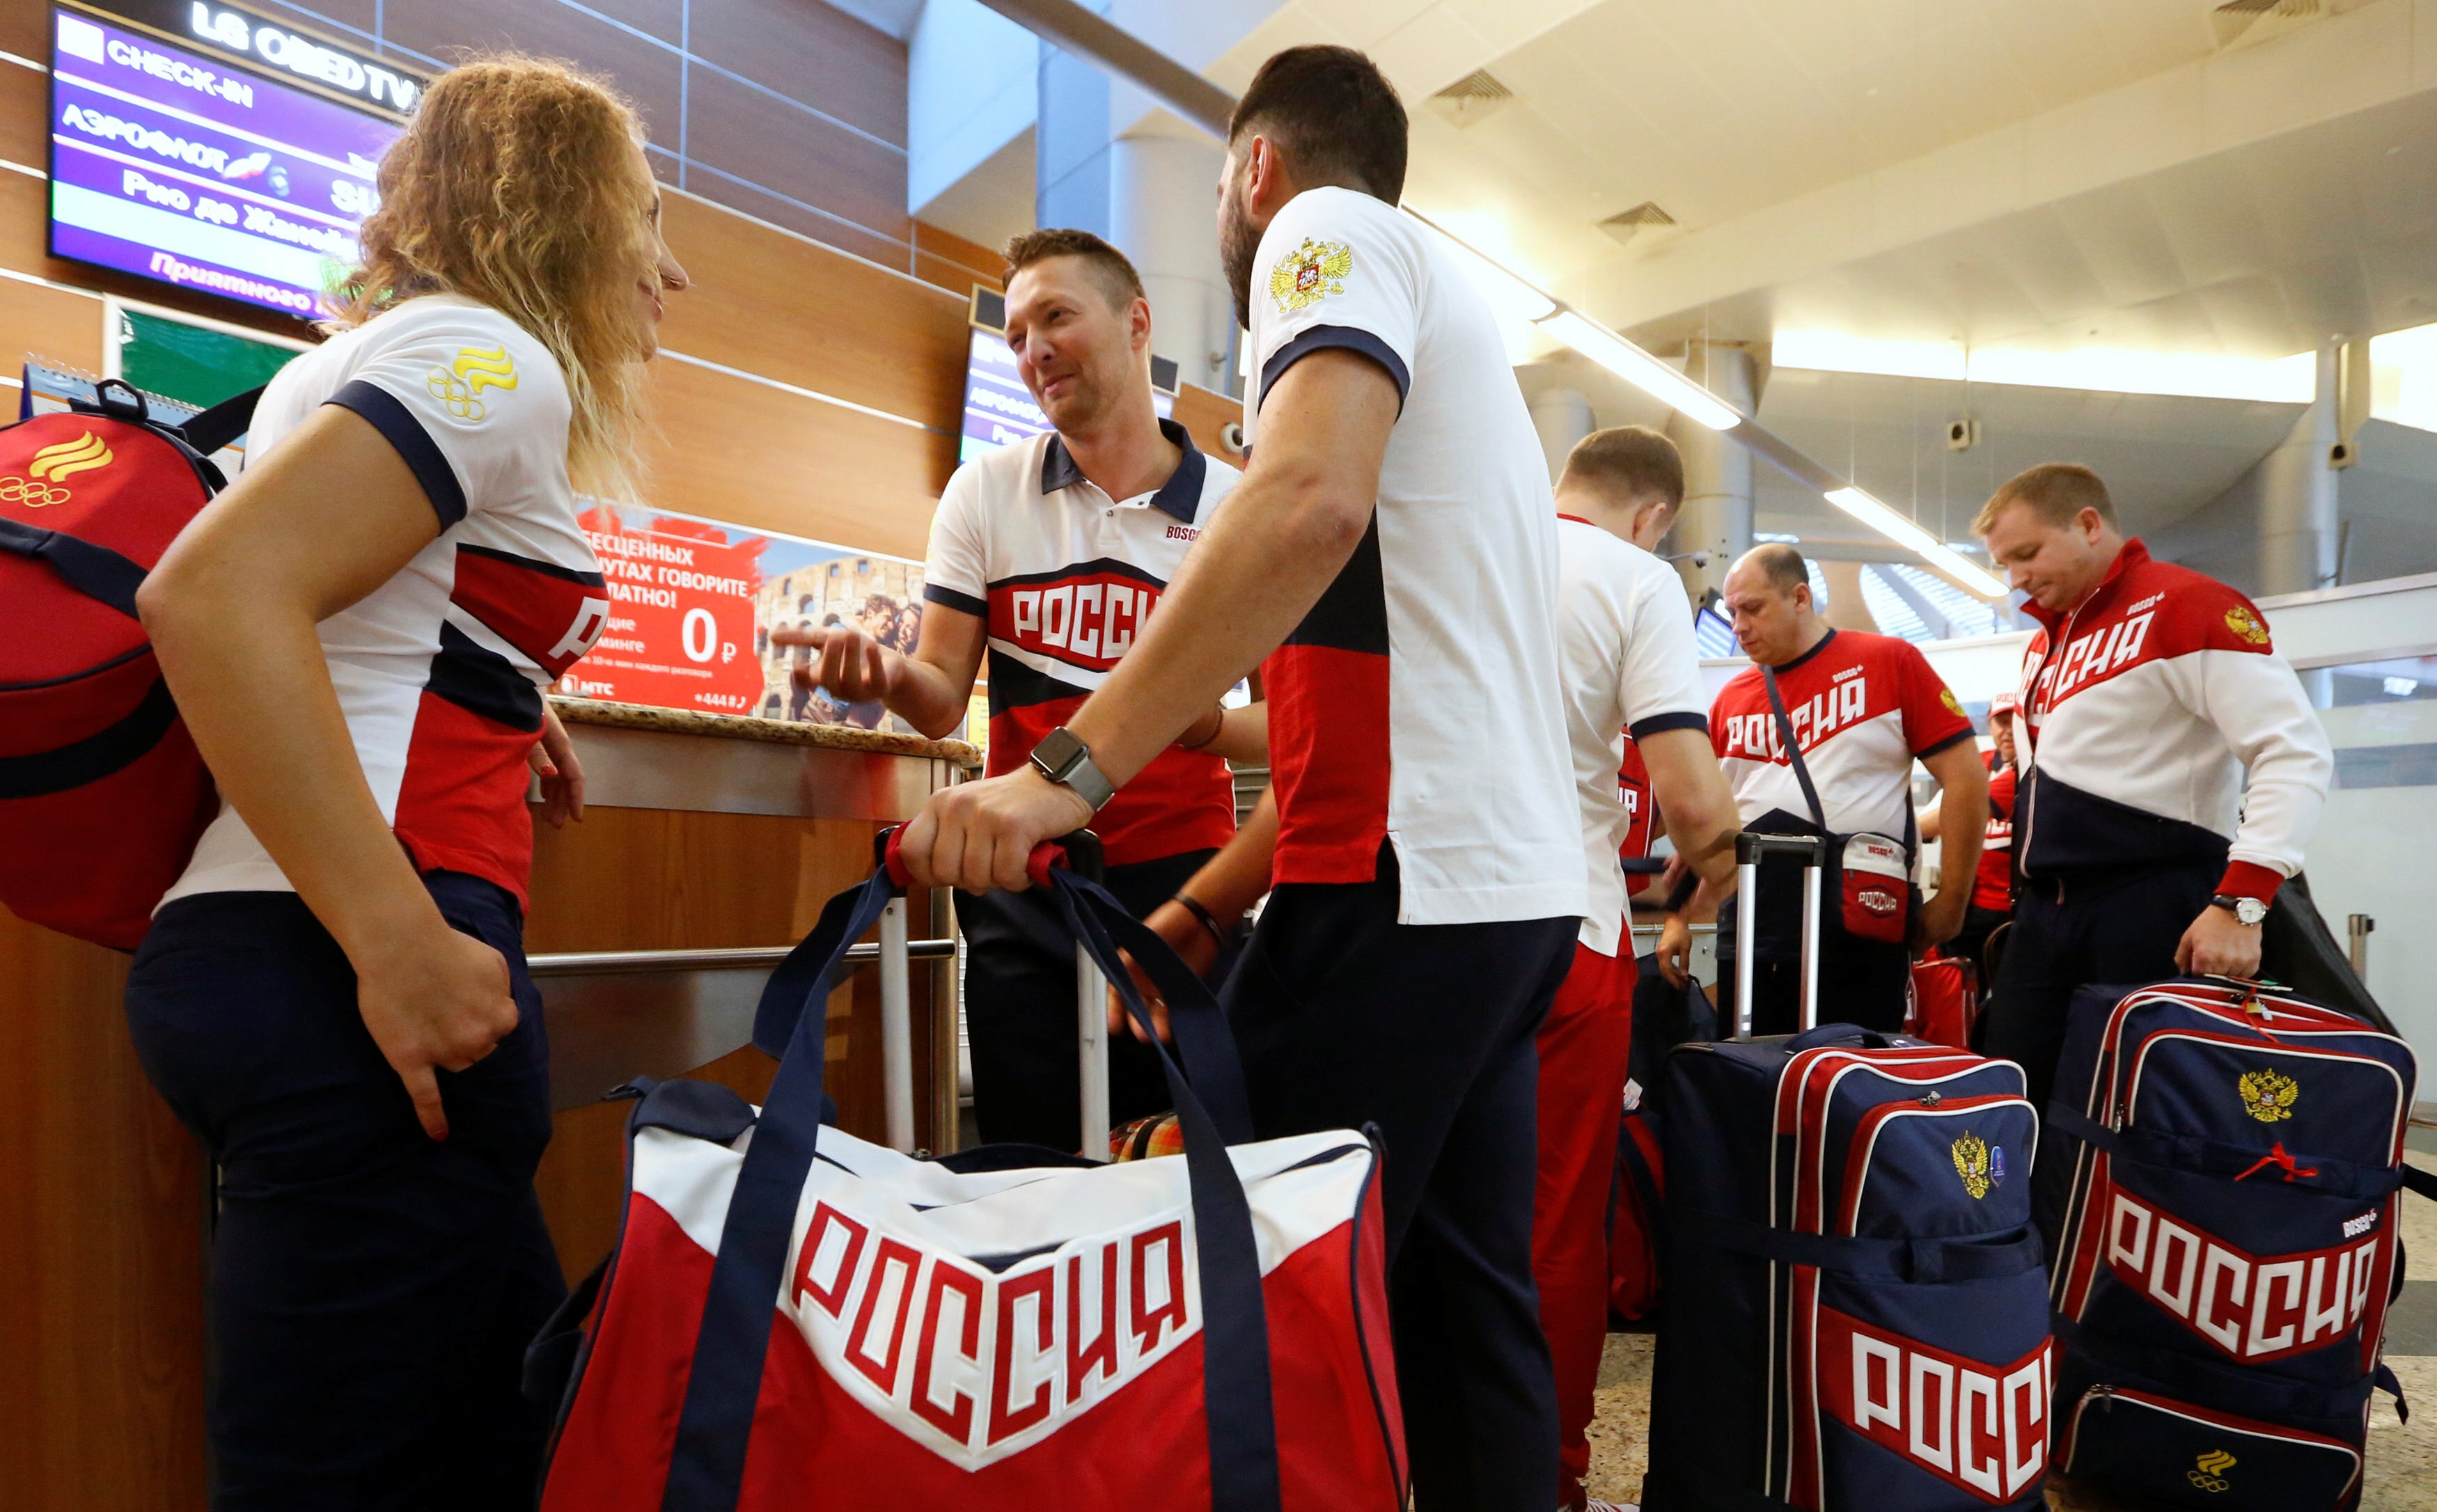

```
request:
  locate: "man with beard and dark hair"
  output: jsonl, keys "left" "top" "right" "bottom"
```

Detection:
{"left": 896, "top": 45, "right": 1585, "bottom": 1512}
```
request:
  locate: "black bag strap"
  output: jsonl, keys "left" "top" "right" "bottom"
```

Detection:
{"left": 1677, "top": 1208, "right": 2045, "bottom": 1284}
{"left": 1761, "top": 665, "right": 1830, "bottom": 836}
{"left": 661, "top": 837, "right": 1281, "bottom": 1512}
{"left": 2046, "top": 1101, "right": 2412, "bottom": 1202}
{"left": 178, "top": 385, "right": 263, "bottom": 457}
{"left": 0, "top": 676, "right": 176, "bottom": 799}
{"left": 0, "top": 517, "right": 148, "bottom": 619}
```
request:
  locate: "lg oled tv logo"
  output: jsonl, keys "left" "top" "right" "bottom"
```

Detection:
{"left": 785, "top": 1199, "right": 1199, "bottom": 1467}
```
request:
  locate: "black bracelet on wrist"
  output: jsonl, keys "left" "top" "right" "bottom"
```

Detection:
{"left": 1173, "top": 893, "right": 1229, "bottom": 949}
{"left": 1178, "top": 709, "right": 1225, "bottom": 750}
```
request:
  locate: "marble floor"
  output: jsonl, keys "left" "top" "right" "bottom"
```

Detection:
{"left": 1581, "top": 1151, "right": 2437, "bottom": 1510}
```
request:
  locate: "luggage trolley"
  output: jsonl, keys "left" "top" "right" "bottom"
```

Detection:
{"left": 871, "top": 828, "right": 1113, "bottom": 1160}
{"left": 1730, "top": 830, "right": 1827, "bottom": 1037}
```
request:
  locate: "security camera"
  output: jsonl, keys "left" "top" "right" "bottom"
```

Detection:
{"left": 1219, "top": 422, "right": 1246, "bottom": 455}
{"left": 1946, "top": 418, "right": 1982, "bottom": 452}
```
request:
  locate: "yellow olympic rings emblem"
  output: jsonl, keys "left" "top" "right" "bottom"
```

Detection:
{"left": 425, "top": 368, "right": 489, "bottom": 423}
{"left": 0, "top": 475, "right": 73, "bottom": 507}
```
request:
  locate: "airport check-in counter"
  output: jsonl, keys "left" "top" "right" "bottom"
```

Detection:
{"left": 0, "top": 697, "right": 975, "bottom": 1511}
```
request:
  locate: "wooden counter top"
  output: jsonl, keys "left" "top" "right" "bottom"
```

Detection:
{"left": 550, "top": 696, "right": 980, "bottom": 766}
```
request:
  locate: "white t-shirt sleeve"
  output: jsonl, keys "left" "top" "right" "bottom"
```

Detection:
{"left": 324, "top": 306, "right": 565, "bottom": 528}
{"left": 1250, "top": 191, "right": 1420, "bottom": 412}
{"left": 1616, "top": 551, "right": 1711, "bottom": 739}
{"left": 921, "top": 463, "right": 990, "bottom": 617}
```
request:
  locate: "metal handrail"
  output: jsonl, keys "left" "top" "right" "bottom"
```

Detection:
{"left": 528, "top": 940, "right": 956, "bottom": 976}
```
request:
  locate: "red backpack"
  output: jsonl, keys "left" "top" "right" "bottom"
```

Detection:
{"left": 0, "top": 379, "right": 258, "bottom": 950}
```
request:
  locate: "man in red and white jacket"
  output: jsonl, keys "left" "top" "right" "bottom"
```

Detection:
{"left": 1975, "top": 463, "right": 2333, "bottom": 1108}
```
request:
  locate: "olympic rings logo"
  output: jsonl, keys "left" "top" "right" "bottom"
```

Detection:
{"left": 0, "top": 475, "right": 73, "bottom": 507}
{"left": 426, "top": 368, "right": 489, "bottom": 423}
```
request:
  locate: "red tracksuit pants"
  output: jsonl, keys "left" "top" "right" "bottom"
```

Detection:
{"left": 1533, "top": 936, "right": 1636, "bottom": 1509}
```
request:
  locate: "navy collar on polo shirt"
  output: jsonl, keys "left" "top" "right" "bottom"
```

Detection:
{"left": 1038, "top": 418, "right": 1205, "bottom": 524}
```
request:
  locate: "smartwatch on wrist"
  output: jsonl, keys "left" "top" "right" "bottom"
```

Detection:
{"left": 2210, "top": 894, "right": 2269, "bottom": 927}
{"left": 1030, "top": 727, "right": 1115, "bottom": 812}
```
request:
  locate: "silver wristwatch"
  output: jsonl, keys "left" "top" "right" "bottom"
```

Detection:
{"left": 2211, "top": 894, "right": 2269, "bottom": 927}
{"left": 1030, "top": 727, "right": 1115, "bottom": 812}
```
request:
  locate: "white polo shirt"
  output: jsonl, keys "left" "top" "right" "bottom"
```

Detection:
{"left": 922, "top": 419, "right": 1241, "bottom": 867}
{"left": 1243, "top": 186, "right": 1585, "bottom": 926}
{"left": 165, "top": 294, "right": 608, "bottom": 909}
{"left": 1554, "top": 517, "right": 1709, "bottom": 955}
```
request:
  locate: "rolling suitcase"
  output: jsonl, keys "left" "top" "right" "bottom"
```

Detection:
{"left": 1645, "top": 833, "right": 2053, "bottom": 1511}
{"left": 525, "top": 830, "right": 1407, "bottom": 1511}
{"left": 2038, "top": 977, "right": 2429, "bottom": 1511}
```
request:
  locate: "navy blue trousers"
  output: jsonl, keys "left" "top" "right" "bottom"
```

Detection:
{"left": 1221, "top": 845, "right": 1576, "bottom": 1512}
{"left": 955, "top": 847, "right": 1227, "bottom": 1152}
{"left": 125, "top": 874, "right": 563, "bottom": 1511}
{"left": 1984, "top": 858, "right": 2220, "bottom": 1112}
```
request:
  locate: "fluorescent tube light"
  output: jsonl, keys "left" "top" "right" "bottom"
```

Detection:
{"left": 1400, "top": 208, "right": 1556, "bottom": 326}
{"left": 1539, "top": 310, "right": 1741, "bottom": 430}
{"left": 1824, "top": 487, "right": 2009, "bottom": 598}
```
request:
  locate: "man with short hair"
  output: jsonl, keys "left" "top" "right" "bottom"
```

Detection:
{"left": 776, "top": 228, "right": 1255, "bottom": 1152}
{"left": 1677, "top": 544, "right": 1987, "bottom": 1032}
{"left": 1975, "top": 463, "right": 2333, "bottom": 1109}
{"left": 1540, "top": 426, "right": 1739, "bottom": 1512}
{"left": 897, "top": 45, "right": 1586, "bottom": 1511}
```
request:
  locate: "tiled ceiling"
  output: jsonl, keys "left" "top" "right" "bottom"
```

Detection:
{"left": 1217, "top": 0, "right": 2254, "bottom": 286}
{"left": 1749, "top": 367, "right": 2307, "bottom": 541}
{"left": 1623, "top": 83, "right": 2437, "bottom": 361}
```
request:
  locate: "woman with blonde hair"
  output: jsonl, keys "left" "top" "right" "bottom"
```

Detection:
{"left": 128, "top": 56, "right": 685, "bottom": 1506}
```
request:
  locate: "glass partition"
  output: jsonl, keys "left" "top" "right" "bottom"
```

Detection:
{"left": 2298, "top": 653, "right": 2437, "bottom": 1094}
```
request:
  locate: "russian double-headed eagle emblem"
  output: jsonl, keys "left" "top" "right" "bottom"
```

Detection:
{"left": 2224, "top": 606, "right": 2271, "bottom": 647}
{"left": 1269, "top": 237, "right": 1354, "bottom": 314}
{"left": 1952, "top": 1132, "right": 2001, "bottom": 1199}
{"left": 2238, "top": 1068, "right": 2299, "bottom": 1124}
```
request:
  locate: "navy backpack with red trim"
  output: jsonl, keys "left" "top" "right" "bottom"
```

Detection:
{"left": 1645, "top": 1027, "right": 2053, "bottom": 1511}
{"left": 0, "top": 380, "right": 256, "bottom": 949}
{"left": 2038, "top": 977, "right": 2429, "bottom": 1510}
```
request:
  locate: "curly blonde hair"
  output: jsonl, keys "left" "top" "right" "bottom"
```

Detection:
{"left": 327, "top": 56, "right": 658, "bottom": 499}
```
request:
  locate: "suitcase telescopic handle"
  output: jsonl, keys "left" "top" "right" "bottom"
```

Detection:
{"left": 875, "top": 825, "right": 1115, "bottom": 1158}
{"left": 1733, "top": 833, "right": 1828, "bottom": 1040}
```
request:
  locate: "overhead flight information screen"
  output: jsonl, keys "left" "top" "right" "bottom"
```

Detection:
{"left": 46, "top": 0, "right": 421, "bottom": 318}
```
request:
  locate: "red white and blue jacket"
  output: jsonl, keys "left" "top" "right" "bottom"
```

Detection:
{"left": 2014, "top": 539, "right": 2331, "bottom": 903}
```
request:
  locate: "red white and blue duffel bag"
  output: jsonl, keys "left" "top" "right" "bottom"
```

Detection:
{"left": 526, "top": 833, "right": 1406, "bottom": 1512}
{"left": 1644, "top": 1025, "right": 2053, "bottom": 1510}
{"left": 2037, "top": 977, "right": 2429, "bottom": 1510}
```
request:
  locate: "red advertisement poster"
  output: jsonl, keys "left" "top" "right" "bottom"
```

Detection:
{"left": 561, "top": 505, "right": 937, "bottom": 734}
{"left": 568, "top": 507, "right": 768, "bottom": 715}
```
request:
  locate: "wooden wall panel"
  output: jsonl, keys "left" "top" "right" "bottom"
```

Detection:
{"left": 657, "top": 191, "right": 967, "bottom": 428}
{"left": 1, "top": 277, "right": 105, "bottom": 373}
{"left": 689, "top": 0, "right": 906, "bottom": 150}
{"left": 2, "top": 57, "right": 42, "bottom": 166}
{"left": 1171, "top": 380, "right": 1247, "bottom": 467}
{"left": 0, "top": 910, "right": 208, "bottom": 1512}
{"left": 914, "top": 222, "right": 1004, "bottom": 298}
{"left": 640, "top": 355, "right": 952, "bottom": 562}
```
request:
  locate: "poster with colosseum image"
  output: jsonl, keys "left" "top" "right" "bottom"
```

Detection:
{"left": 563, "top": 503, "right": 945, "bottom": 739}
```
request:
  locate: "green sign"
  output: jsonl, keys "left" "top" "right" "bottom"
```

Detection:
{"left": 116, "top": 307, "right": 299, "bottom": 411}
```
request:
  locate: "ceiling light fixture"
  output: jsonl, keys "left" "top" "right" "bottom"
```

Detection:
{"left": 1400, "top": 211, "right": 2003, "bottom": 589}
{"left": 1538, "top": 310, "right": 1741, "bottom": 430}
{"left": 1824, "top": 487, "right": 2008, "bottom": 597}
{"left": 1400, "top": 208, "right": 1556, "bottom": 325}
